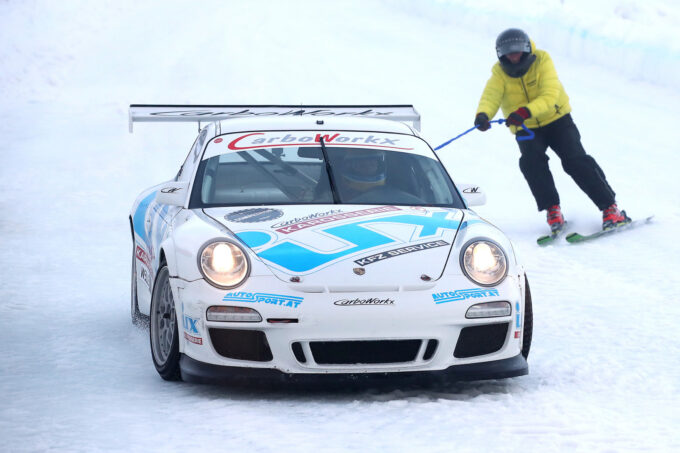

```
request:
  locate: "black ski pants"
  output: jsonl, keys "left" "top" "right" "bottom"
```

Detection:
{"left": 516, "top": 114, "right": 616, "bottom": 211}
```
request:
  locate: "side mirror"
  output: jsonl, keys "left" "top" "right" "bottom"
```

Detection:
{"left": 156, "top": 181, "right": 190, "bottom": 207}
{"left": 457, "top": 183, "right": 486, "bottom": 207}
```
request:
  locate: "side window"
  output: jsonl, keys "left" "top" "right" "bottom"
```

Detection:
{"left": 176, "top": 127, "right": 210, "bottom": 181}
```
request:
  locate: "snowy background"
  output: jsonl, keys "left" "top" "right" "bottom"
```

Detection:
{"left": 2, "top": 0, "right": 680, "bottom": 451}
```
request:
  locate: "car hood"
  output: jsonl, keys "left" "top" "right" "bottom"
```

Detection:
{"left": 203, "top": 205, "right": 465, "bottom": 290}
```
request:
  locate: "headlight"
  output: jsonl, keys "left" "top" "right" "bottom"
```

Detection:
{"left": 198, "top": 239, "right": 250, "bottom": 289}
{"left": 460, "top": 239, "right": 507, "bottom": 286}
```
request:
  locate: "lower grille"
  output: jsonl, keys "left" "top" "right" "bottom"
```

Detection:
{"left": 423, "top": 339, "right": 439, "bottom": 361}
{"left": 309, "top": 339, "right": 422, "bottom": 365}
{"left": 291, "top": 342, "right": 306, "bottom": 363}
{"left": 454, "top": 322, "right": 509, "bottom": 358}
{"left": 208, "top": 328, "right": 273, "bottom": 362}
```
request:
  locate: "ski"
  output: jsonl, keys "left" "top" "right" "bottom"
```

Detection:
{"left": 565, "top": 216, "right": 654, "bottom": 244}
{"left": 536, "top": 222, "right": 568, "bottom": 246}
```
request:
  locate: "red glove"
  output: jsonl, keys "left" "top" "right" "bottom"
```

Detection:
{"left": 506, "top": 107, "right": 531, "bottom": 127}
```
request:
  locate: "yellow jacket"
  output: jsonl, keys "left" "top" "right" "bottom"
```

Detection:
{"left": 476, "top": 42, "right": 571, "bottom": 134}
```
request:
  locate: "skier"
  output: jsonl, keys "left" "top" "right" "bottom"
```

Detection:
{"left": 474, "top": 28, "right": 630, "bottom": 233}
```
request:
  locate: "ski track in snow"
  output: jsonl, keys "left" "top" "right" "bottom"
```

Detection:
{"left": 1, "top": 1, "right": 680, "bottom": 452}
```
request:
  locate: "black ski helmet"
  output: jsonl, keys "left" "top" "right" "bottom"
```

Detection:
{"left": 495, "top": 28, "right": 536, "bottom": 78}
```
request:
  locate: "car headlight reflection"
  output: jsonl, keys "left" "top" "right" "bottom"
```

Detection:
{"left": 461, "top": 239, "right": 507, "bottom": 286}
{"left": 199, "top": 240, "right": 250, "bottom": 289}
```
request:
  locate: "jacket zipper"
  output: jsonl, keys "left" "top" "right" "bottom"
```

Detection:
{"left": 520, "top": 77, "right": 541, "bottom": 128}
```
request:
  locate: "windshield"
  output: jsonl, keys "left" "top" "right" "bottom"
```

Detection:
{"left": 189, "top": 131, "right": 464, "bottom": 208}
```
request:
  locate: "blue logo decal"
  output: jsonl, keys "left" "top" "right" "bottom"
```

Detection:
{"left": 432, "top": 288, "right": 500, "bottom": 304}
{"left": 223, "top": 292, "right": 303, "bottom": 309}
{"left": 183, "top": 314, "right": 200, "bottom": 334}
{"left": 133, "top": 191, "right": 173, "bottom": 272}
{"left": 132, "top": 191, "right": 157, "bottom": 244}
{"left": 237, "top": 211, "right": 461, "bottom": 273}
{"left": 515, "top": 301, "right": 521, "bottom": 328}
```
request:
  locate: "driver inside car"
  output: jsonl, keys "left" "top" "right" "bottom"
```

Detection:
{"left": 337, "top": 149, "right": 387, "bottom": 201}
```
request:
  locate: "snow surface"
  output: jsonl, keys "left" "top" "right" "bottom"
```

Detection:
{"left": 2, "top": 0, "right": 680, "bottom": 451}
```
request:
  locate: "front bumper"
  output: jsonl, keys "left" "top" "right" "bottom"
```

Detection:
{"left": 179, "top": 353, "right": 528, "bottom": 385}
{"left": 171, "top": 271, "right": 528, "bottom": 379}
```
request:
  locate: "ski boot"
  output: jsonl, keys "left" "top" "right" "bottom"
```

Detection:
{"left": 547, "top": 205, "right": 565, "bottom": 233}
{"left": 602, "top": 204, "right": 631, "bottom": 230}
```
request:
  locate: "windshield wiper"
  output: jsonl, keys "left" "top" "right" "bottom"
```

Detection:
{"left": 254, "top": 149, "right": 317, "bottom": 184}
{"left": 237, "top": 151, "right": 299, "bottom": 201}
{"left": 319, "top": 137, "right": 341, "bottom": 204}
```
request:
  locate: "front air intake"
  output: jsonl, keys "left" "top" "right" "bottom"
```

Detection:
{"left": 208, "top": 328, "right": 273, "bottom": 362}
{"left": 454, "top": 323, "right": 509, "bottom": 358}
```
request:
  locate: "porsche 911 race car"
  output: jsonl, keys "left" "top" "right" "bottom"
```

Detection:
{"left": 128, "top": 105, "right": 532, "bottom": 384}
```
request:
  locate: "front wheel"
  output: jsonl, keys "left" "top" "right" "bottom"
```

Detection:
{"left": 522, "top": 274, "right": 533, "bottom": 359}
{"left": 149, "top": 266, "right": 181, "bottom": 381}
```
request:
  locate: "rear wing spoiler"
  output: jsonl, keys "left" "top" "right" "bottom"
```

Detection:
{"left": 128, "top": 104, "right": 421, "bottom": 132}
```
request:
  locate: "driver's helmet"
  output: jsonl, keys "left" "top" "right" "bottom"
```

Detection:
{"left": 341, "top": 149, "right": 387, "bottom": 192}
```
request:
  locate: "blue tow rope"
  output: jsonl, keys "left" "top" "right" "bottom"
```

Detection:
{"left": 434, "top": 119, "right": 535, "bottom": 151}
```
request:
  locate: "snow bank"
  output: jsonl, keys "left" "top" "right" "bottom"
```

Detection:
{"left": 395, "top": 0, "right": 680, "bottom": 89}
{"left": 1, "top": 0, "right": 678, "bottom": 105}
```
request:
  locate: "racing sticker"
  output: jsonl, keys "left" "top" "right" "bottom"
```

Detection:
{"left": 270, "top": 209, "right": 344, "bottom": 230}
{"left": 274, "top": 206, "right": 399, "bottom": 234}
{"left": 514, "top": 301, "right": 522, "bottom": 338}
{"left": 135, "top": 245, "right": 153, "bottom": 290}
{"left": 223, "top": 292, "right": 303, "bottom": 309}
{"left": 140, "top": 267, "right": 152, "bottom": 290}
{"left": 133, "top": 190, "right": 173, "bottom": 273}
{"left": 226, "top": 132, "right": 415, "bottom": 151}
{"left": 135, "top": 245, "right": 152, "bottom": 270}
{"left": 353, "top": 240, "right": 449, "bottom": 266}
{"left": 236, "top": 210, "right": 462, "bottom": 274}
{"left": 333, "top": 298, "right": 394, "bottom": 306}
{"left": 183, "top": 314, "right": 203, "bottom": 345}
{"left": 225, "top": 208, "right": 284, "bottom": 223}
{"left": 432, "top": 288, "right": 500, "bottom": 304}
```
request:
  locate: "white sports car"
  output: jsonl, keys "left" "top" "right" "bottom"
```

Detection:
{"left": 129, "top": 105, "right": 532, "bottom": 384}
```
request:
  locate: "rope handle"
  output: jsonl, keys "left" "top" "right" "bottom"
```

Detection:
{"left": 434, "top": 119, "right": 535, "bottom": 151}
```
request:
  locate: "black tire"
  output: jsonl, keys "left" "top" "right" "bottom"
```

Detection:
{"left": 149, "top": 266, "right": 181, "bottom": 381}
{"left": 522, "top": 274, "right": 533, "bottom": 359}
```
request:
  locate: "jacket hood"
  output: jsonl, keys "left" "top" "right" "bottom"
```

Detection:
{"left": 204, "top": 205, "right": 465, "bottom": 290}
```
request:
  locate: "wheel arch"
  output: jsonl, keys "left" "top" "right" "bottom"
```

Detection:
{"left": 150, "top": 248, "right": 169, "bottom": 292}
{"left": 521, "top": 273, "right": 533, "bottom": 359}
{"left": 158, "top": 235, "right": 178, "bottom": 278}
